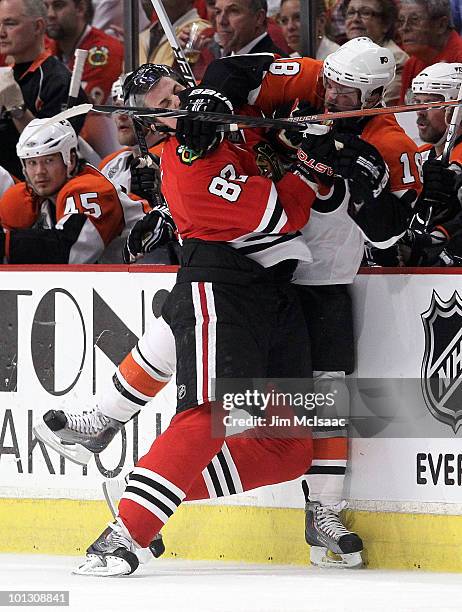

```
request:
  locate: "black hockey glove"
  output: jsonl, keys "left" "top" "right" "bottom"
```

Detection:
{"left": 401, "top": 227, "right": 446, "bottom": 249}
{"left": 175, "top": 87, "right": 233, "bottom": 156}
{"left": 294, "top": 123, "right": 336, "bottom": 187}
{"left": 418, "top": 160, "right": 462, "bottom": 226}
{"left": 332, "top": 134, "right": 390, "bottom": 202}
{"left": 439, "top": 233, "right": 462, "bottom": 266}
{"left": 123, "top": 207, "right": 176, "bottom": 264}
{"left": 130, "top": 153, "right": 161, "bottom": 206}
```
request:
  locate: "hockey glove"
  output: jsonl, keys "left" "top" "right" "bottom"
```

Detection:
{"left": 439, "top": 233, "right": 462, "bottom": 266}
{"left": 294, "top": 123, "right": 336, "bottom": 187}
{"left": 418, "top": 160, "right": 462, "bottom": 226}
{"left": 175, "top": 87, "right": 233, "bottom": 156}
{"left": 123, "top": 207, "right": 176, "bottom": 264}
{"left": 272, "top": 101, "right": 320, "bottom": 153}
{"left": 333, "top": 134, "right": 390, "bottom": 202}
{"left": 401, "top": 227, "right": 447, "bottom": 249}
{"left": 130, "top": 153, "right": 161, "bottom": 206}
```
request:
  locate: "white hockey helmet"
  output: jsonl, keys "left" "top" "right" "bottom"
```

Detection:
{"left": 111, "top": 76, "right": 124, "bottom": 102}
{"left": 17, "top": 118, "right": 78, "bottom": 177}
{"left": 111, "top": 72, "right": 133, "bottom": 103}
{"left": 323, "top": 37, "right": 396, "bottom": 106}
{"left": 412, "top": 62, "right": 462, "bottom": 101}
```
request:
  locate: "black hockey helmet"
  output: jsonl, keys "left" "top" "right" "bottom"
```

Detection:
{"left": 122, "top": 63, "right": 188, "bottom": 106}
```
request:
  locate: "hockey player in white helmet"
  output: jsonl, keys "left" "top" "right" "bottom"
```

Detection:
{"left": 0, "top": 117, "right": 149, "bottom": 263}
{"left": 173, "top": 36, "right": 422, "bottom": 568}
{"left": 33, "top": 46, "right": 420, "bottom": 574}
{"left": 412, "top": 62, "right": 462, "bottom": 157}
{"left": 399, "top": 62, "right": 462, "bottom": 266}
{"left": 323, "top": 36, "right": 396, "bottom": 109}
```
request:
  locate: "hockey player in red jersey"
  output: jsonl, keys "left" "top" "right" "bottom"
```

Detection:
{"left": 174, "top": 36, "right": 421, "bottom": 568}
{"left": 64, "top": 62, "right": 326, "bottom": 576}
{"left": 0, "top": 117, "right": 149, "bottom": 263}
{"left": 34, "top": 42, "right": 420, "bottom": 571}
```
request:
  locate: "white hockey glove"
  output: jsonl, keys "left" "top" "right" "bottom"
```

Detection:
{"left": 0, "top": 67, "right": 24, "bottom": 111}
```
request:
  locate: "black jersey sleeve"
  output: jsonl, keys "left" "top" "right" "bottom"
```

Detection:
{"left": 200, "top": 54, "right": 277, "bottom": 108}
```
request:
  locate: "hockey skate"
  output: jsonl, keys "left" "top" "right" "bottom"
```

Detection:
{"left": 102, "top": 475, "right": 166, "bottom": 558}
{"left": 73, "top": 518, "right": 150, "bottom": 577}
{"left": 305, "top": 500, "right": 363, "bottom": 569}
{"left": 32, "top": 409, "right": 124, "bottom": 466}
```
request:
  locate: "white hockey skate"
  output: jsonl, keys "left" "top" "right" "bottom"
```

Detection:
{"left": 32, "top": 409, "right": 124, "bottom": 465}
{"left": 73, "top": 518, "right": 151, "bottom": 577}
{"left": 102, "top": 475, "right": 166, "bottom": 559}
{"left": 305, "top": 500, "right": 363, "bottom": 569}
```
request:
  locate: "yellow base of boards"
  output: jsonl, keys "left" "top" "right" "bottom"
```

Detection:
{"left": 1, "top": 499, "right": 461, "bottom": 572}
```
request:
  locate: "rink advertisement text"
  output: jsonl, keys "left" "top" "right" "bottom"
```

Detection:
{"left": 2, "top": 269, "right": 462, "bottom": 509}
{"left": 0, "top": 271, "right": 177, "bottom": 491}
{"left": 416, "top": 453, "right": 462, "bottom": 486}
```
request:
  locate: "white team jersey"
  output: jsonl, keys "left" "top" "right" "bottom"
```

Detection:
{"left": 293, "top": 181, "right": 364, "bottom": 286}
{"left": 97, "top": 155, "right": 148, "bottom": 263}
{"left": 0, "top": 165, "right": 15, "bottom": 198}
{"left": 420, "top": 147, "right": 433, "bottom": 163}
{"left": 99, "top": 148, "right": 134, "bottom": 194}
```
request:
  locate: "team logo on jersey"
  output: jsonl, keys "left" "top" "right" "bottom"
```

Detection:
{"left": 176, "top": 144, "right": 201, "bottom": 165}
{"left": 88, "top": 46, "right": 109, "bottom": 66}
{"left": 421, "top": 290, "right": 462, "bottom": 432}
{"left": 253, "top": 142, "right": 284, "bottom": 181}
{"left": 178, "top": 384, "right": 186, "bottom": 400}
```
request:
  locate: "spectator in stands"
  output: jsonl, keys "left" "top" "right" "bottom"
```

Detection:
{"left": 0, "top": 0, "right": 86, "bottom": 179}
{"left": 215, "top": 0, "right": 285, "bottom": 55}
{"left": 45, "top": 0, "right": 123, "bottom": 105}
{"left": 91, "top": 0, "right": 150, "bottom": 39}
{"left": 398, "top": 0, "right": 462, "bottom": 102}
{"left": 328, "top": 0, "right": 348, "bottom": 44}
{"left": 278, "top": 0, "right": 339, "bottom": 59}
{"left": 0, "top": 117, "right": 148, "bottom": 263}
{"left": 139, "top": 0, "right": 210, "bottom": 66}
{"left": 450, "top": 0, "right": 462, "bottom": 33}
{"left": 344, "top": 0, "right": 408, "bottom": 105}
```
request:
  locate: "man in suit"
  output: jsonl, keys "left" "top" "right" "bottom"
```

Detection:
{"left": 215, "top": 0, "right": 285, "bottom": 56}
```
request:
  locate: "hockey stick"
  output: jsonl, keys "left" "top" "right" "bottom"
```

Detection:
{"left": 66, "top": 48, "right": 88, "bottom": 109}
{"left": 133, "top": 0, "right": 198, "bottom": 207}
{"left": 442, "top": 82, "right": 462, "bottom": 165}
{"left": 88, "top": 97, "right": 462, "bottom": 131}
{"left": 419, "top": 81, "right": 462, "bottom": 231}
{"left": 26, "top": 96, "right": 462, "bottom": 140}
{"left": 149, "top": 0, "right": 197, "bottom": 88}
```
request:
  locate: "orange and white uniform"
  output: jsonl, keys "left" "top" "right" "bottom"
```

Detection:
{"left": 0, "top": 164, "right": 148, "bottom": 264}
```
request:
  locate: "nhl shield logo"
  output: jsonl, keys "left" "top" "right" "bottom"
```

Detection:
{"left": 421, "top": 290, "right": 462, "bottom": 432}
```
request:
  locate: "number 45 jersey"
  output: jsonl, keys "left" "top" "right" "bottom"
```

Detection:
{"left": 0, "top": 164, "right": 149, "bottom": 264}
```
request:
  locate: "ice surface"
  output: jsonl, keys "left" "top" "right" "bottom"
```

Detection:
{"left": 1, "top": 554, "right": 461, "bottom": 612}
